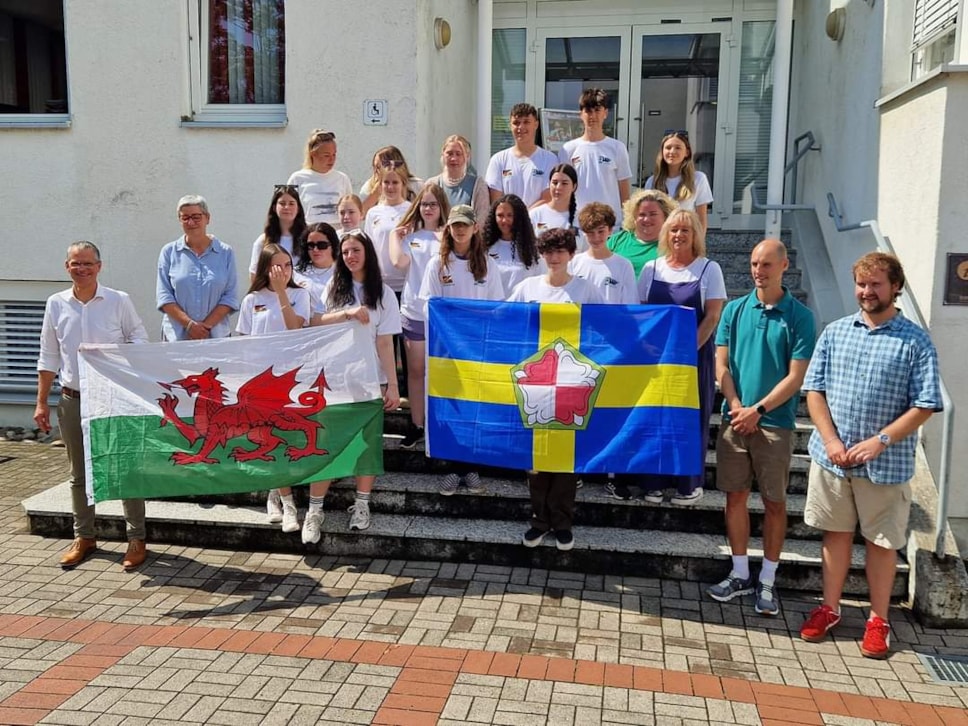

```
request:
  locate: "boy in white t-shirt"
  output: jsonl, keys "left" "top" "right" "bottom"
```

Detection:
{"left": 569, "top": 202, "right": 637, "bottom": 304}
{"left": 558, "top": 89, "right": 632, "bottom": 228}
{"left": 485, "top": 103, "right": 558, "bottom": 208}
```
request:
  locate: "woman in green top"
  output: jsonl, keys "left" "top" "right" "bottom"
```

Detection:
{"left": 606, "top": 189, "right": 677, "bottom": 279}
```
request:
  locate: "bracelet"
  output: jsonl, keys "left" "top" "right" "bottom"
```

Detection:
{"left": 280, "top": 304, "right": 291, "bottom": 310}
{"left": 186, "top": 320, "right": 195, "bottom": 329}
{"left": 823, "top": 437, "right": 839, "bottom": 446}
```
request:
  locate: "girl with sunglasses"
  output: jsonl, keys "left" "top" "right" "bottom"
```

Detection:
{"left": 287, "top": 129, "right": 353, "bottom": 226}
{"left": 237, "top": 243, "right": 311, "bottom": 534}
{"left": 387, "top": 183, "right": 451, "bottom": 450}
{"left": 249, "top": 185, "right": 307, "bottom": 282}
{"left": 645, "top": 131, "right": 713, "bottom": 229}
{"left": 293, "top": 222, "right": 339, "bottom": 316}
{"left": 304, "top": 231, "right": 401, "bottom": 542}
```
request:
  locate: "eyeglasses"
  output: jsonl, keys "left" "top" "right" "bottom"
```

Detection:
{"left": 664, "top": 129, "right": 689, "bottom": 138}
{"left": 68, "top": 261, "right": 99, "bottom": 269}
{"left": 305, "top": 241, "right": 330, "bottom": 251}
{"left": 274, "top": 184, "right": 299, "bottom": 194}
{"left": 419, "top": 201, "right": 439, "bottom": 208}
{"left": 380, "top": 159, "right": 404, "bottom": 169}
{"left": 179, "top": 214, "right": 205, "bottom": 223}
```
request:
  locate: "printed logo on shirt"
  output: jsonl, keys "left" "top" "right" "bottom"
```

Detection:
{"left": 532, "top": 169, "right": 545, "bottom": 177}
{"left": 502, "top": 169, "right": 513, "bottom": 178}
{"left": 598, "top": 156, "right": 613, "bottom": 165}
{"left": 488, "top": 252, "right": 500, "bottom": 260}
{"left": 440, "top": 274, "right": 454, "bottom": 285}
{"left": 536, "top": 223, "right": 548, "bottom": 231}
{"left": 409, "top": 240, "right": 423, "bottom": 248}
{"left": 254, "top": 305, "right": 267, "bottom": 313}
{"left": 604, "top": 277, "right": 619, "bottom": 287}
{"left": 570, "top": 156, "right": 582, "bottom": 167}
{"left": 474, "top": 278, "right": 489, "bottom": 286}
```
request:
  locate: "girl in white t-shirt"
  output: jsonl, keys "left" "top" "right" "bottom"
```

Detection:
{"left": 237, "top": 244, "right": 311, "bottom": 535}
{"left": 419, "top": 204, "right": 506, "bottom": 497}
{"left": 388, "top": 183, "right": 449, "bottom": 451}
{"left": 337, "top": 194, "right": 364, "bottom": 235}
{"left": 248, "top": 185, "right": 308, "bottom": 280}
{"left": 293, "top": 223, "right": 339, "bottom": 316}
{"left": 364, "top": 167, "right": 413, "bottom": 294}
{"left": 287, "top": 129, "right": 353, "bottom": 226}
{"left": 483, "top": 193, "right": 544, "bottom": 292}
{"left": 529, "top": 164, "right": 585, "bottom": 251}
{"left": 302, "top": 231, "right": 402, "bottom": 544}
{"left": 359, "top": 145, "right": 422, "bottom": 214}
{"left": 645, "top": 131, "right": 713, "bottom": 230}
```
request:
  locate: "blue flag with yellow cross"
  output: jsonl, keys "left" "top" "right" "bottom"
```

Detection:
{"left": 425, "top": 299, "right": 702, "bottom": 474}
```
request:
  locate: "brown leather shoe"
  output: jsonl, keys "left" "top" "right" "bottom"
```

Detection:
{"left": 60, "top": 538, "right": 97, "bottom": 569}
{"left": 122, "top": 539, "right": 147, "bottom": 571}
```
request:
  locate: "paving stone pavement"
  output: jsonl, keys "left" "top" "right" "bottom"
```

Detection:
{"left": 1, "top": 441, "right": 967, "bottom": 725}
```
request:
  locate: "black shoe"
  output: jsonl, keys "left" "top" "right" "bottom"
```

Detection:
{"left": 604, "top": 482, "right": 633, "bottom": 500}
{"left": 399, "top": 425, "right": 425, "bottom": 450}
{"left": 555, "top": 530, "right": 574, "bottom": 551}
{"left": 522, "top": 527, "right": 548, "bottom": 547}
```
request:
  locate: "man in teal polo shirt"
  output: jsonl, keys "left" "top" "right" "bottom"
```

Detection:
{"left": 705, "top": 239, "right": 816, "bottom": 615}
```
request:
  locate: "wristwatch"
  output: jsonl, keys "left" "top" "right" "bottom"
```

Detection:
{"left": 877, "top": 432, "right": 891, "bottom": 448}
{"left": 755, "top": 404, "right": 768, "bottom": 415}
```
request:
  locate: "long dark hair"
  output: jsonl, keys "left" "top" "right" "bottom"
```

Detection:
{"left": 248, "top": 244, "right": 300, "bottom": 295}
{"left": 328, "top": 231, "right": 385, "bottom": 310}
{"left": 483, "top": 194, "right": 537, "bottom": 268}
{"left": 549, "top": 163, "right": 578, "bottom": 228}
{"left": 264, "top": 185, "right": 308, "bottom": 246}
{"left": 295, "top": 223, "right": 339, "bottom": 272}
{"left": 440, "top": 224, "right": 489, "bottom": 283}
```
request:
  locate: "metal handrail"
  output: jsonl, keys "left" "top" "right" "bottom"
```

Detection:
{"left": 827, "top": 193, "right": 955, "bottom": 558}
{"left": 750, "top": 130, "right": 821, "bottom": 212}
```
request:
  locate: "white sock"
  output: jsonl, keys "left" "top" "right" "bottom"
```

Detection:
{"left": 760, "top": 558, "right": 779, "bottom": 585}
{"left": 308, "top": 496, "right": 325, "bottom": 513}
{"left": 731, "top": 555, "right": 749, "bottom": 581}
{"left": 280, "top": 494, "right": 295, "bottom": 508}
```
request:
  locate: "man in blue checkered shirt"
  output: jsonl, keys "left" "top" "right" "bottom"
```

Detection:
{"left": 798, "top": 252, "right": 941, "bottom": 660}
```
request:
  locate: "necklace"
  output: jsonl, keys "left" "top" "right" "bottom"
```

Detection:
{"left": 444, "top": 170, "right": 467, "bottom": 186}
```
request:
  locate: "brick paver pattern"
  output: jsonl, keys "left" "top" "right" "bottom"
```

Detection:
{"left": 1, "top": 442, "right": 967, "bottom": 725}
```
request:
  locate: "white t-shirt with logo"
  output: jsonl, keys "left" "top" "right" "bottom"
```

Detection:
{"left": 569, "top": 252, "right": 638, "bottom": 304}
{"left": 320, "top": 280, "right": 402, "bottom": 383}
{"left": 645, "top": 170, "right": 714, "bottom": 211}
{"left": 528, "top": 205, "right": 587, "bottom": 252}
{"left": 507, "top": 275, "right": 604, "bottom": 305}
{"left": 398, "top": 229, "right": 441, "bottom": 322}
{"left": 287, "top": 168, "right": 354, "bottom": 226}
{"left": 364, "top": 201, "right": 411, "bottom": 293}
{"left": 484, "top": 147, "right": 559, "bottom": 207}
{"left": 559, "top": 137, "right": 632, "bottom": 225}
{"left": 419, "top": 254, "right": 506, "bottom": 318}
{"left": 236, "top": 287, "right": 311, "bottom": 336}
{"left": 293, "top": 265, "right": 334, "bottom": 314}
{"left": 487, "top": 239, "right": 546, "bottom": 292}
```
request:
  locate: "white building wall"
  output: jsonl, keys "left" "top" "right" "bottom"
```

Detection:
{"left": 0, "top": 0, "right": 476, "bottom": 345}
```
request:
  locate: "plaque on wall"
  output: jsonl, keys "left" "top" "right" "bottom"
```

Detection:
{"left": 944, "top": 254, "right": 968, "bottom": 305}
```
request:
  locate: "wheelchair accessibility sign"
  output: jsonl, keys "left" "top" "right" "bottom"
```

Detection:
{"left": 364, "top": 99, "right": 387, "bottom": 126}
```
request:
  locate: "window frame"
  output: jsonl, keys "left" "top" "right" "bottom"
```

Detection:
{"left": 182, "top": 0, "right": 287, "bottom": 128}
{"left": 910, "top": 0, "right": 961, "bottom": 79}
{"left": 0, "top": 1, "right": 71, "bottom": 129}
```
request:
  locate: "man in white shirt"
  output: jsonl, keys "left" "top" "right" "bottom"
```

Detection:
{"left": 34, "top": 242, "right": 150, "bottom": 571}
{"left": 559, "top": 88, "right": 632, "bottom": 227}
{"left": 485, "top": 103, "right": 558, "bottom": 208}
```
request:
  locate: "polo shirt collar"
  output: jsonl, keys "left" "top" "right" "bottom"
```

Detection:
{"left": 751, "top": 286, "right": 792, "bottom": 312}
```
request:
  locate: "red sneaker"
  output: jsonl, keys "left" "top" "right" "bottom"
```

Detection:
{"left": 800, "top": 604, "right": 842, "bottom": 642}
{"left": 861, "top": 616, "right": 891, "bottom": 659}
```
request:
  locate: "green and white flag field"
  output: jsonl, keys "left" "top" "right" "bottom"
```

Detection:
{"left": 78, "top": 325, "right": 384, "bottom": 503}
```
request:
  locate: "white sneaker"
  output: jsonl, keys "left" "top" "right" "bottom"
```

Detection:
{"left": 348, "top": 499, "right": 371, "bottom": 531}
{"left": 302, "top": 510, "right": 323, "bottom": 544}
{"left": 281, "top": 503, "right": 300, "bottom": 533}
{"left": 266, "top": 490, "right": 283, "bottom": 524}
{"left": 670, "top": 488, "right": 704, "bottom": 506}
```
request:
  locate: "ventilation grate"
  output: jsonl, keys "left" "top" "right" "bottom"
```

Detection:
{"left": 918, "top": 653, "right": 968, "bottom": 685}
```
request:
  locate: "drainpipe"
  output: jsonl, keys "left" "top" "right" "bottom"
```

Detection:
{"left": 765, "top": 0, "right": 794, "bottom": 238}
{"left": 477, "top": 0, "right": 493, "bottom": 171}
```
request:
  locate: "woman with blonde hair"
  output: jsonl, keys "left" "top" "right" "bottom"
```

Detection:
{"left": 426, "top": 134, "right": 490, "bottom": 223}
{"left": 645, "top": 131, "right": 713, "bottom": 229}
{"left": 359, "top": 146, "right": 422, "bottom": 214}
{"left": 607, "top": 189, "right": 678, "bottom": 279}
{"left": 637, "top": 209, "right": 726, "bottom": 506}
{"left": 287, "top": 129, "right": 353, "bottom": 226}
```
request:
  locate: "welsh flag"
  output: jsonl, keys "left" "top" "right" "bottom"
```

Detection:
{"left": 78, "top": 326, "right": 384, "bottom": 503}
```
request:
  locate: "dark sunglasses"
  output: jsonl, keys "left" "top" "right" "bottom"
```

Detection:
{"left": 311, "top": 130, "right": 336, "bottom": 144}
{"left": 305, "top": 241, "right": 330, "bottom": 251}
{"left": 664, "top": 129, "right": 689, "bottom": 138}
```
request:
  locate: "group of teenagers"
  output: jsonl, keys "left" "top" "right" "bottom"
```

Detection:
{"left": 37, "top": 87, "right": 940, "bottom": 662}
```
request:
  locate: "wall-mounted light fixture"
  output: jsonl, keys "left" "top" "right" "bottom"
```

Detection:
{"left": 434, "top": 17, "right": 451, "bottom": 50}
{"left": 825, "top": 7, "right": 846, "bottom": 42}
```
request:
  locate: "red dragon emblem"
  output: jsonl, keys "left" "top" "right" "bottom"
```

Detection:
{"left": 157, "top": 366, "right": 329, "bottom": 465}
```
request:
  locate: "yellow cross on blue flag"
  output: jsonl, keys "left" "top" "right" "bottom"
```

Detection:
{"left": 426, "top": 299, "right": 702, "bottom": 474}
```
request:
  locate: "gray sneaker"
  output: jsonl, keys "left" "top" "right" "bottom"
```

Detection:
{"left": 705, "top": 573, "right": 754, "bottom": 602}
{"left": 754, "top": 581, "right": 780, "bottom": 616}
{"left": 348, "top": 500, "right": 370, "bottom": 531}
{"left": 439, "top": 473, "right": 460, "bottom": 496}
{"left": 463, "top": 472, "right": 485, "bottom": 494}
{"left": 301, "top": 510, "right": 323, "bottom": 545}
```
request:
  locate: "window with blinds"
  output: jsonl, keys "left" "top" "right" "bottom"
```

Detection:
{"left": 912, "top": 0, "right": 959, "bottom": 79}
{"left": 0, "top": 301, "right": 46, "bottom": 395}
{"left": 732, "top": 21, "right": 776, "bottom": 210}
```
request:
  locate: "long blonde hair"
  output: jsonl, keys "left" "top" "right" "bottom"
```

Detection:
{"left": 651, "top": 132, "right": 697, "bottom": 202}
{"left": 302, "top": 129, "right": 336, "bottom": 169}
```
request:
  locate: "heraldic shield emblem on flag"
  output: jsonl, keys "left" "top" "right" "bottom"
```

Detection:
{"left": 511, "top": 339, "right": 604, "bottom": 430}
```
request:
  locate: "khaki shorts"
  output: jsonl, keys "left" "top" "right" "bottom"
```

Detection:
{"left": 715, "top": 425, "right": 794, "bottom": 502}
{"left": 803, "top": 462, "right": 911, "bottom": 550}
